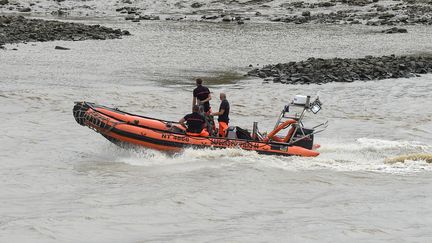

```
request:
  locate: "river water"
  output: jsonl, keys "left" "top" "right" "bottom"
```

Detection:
{"left": 1, "top": 19, "right": 432, "bottom": 242}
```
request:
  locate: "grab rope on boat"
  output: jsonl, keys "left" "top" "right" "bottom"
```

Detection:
{"left": 73, "top": 102, "right": 124, "bottom": 133}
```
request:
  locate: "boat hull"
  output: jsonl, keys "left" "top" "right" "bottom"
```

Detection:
{"left": 73, "top": 102, "right": 320, "bottom": 157}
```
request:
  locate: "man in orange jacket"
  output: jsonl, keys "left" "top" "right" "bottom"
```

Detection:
{"left": 211, "top": 93, "right": 230, "bottom": 137}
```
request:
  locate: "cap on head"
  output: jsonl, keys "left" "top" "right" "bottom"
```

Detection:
{"left": 192, "top": 105, "right": 200, "bottom": 112}
{"left": 196, "top": 78, "right": 203, "bottom": 85}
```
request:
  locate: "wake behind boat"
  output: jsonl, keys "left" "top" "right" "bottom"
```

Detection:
{"left": 73, "top": 95, "right": 327, "bottom": 157}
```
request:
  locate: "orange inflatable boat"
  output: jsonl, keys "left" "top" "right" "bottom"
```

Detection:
{"left": 73, "top": 96, "right": 327, "bottom": 157}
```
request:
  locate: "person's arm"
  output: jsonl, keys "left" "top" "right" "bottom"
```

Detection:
{"left": 179, "top": 117, "right": 186, "bottom": 128}
{"left": 200, "top": 93, "right": 212, "bottom": 104}
{"left": 211, "top": 109, "right": 224, "bottom": 116}
{"left": 192, "top": 96, "right": 196, "bottom": 110}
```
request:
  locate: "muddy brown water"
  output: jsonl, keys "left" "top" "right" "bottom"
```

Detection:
{"left": 1, "top": 19, "right": 432, "bottom": 242}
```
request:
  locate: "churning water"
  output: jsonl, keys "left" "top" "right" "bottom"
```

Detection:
{"left": 1, "top": 19, "right": 432, "bottom": 242}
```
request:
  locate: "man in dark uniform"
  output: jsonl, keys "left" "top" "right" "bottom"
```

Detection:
{"left": 211, "top": 93, "right": 230, "bottom": 137}
{"left": 192, "top": 78, "right": 211, "bottom": 114}
{"left": 193, "top": 78, "right": 216, "bottom": 135}
{"left": 179, "top": 105, "right": 209, "bottom": 137}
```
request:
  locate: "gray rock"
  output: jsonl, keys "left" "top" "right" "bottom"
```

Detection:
{"left": 319, "top": 2, "right": 335, "bottom": 7}
{"left": 290, "top": 77, "right": 302, "bottom": 83}
{"left": 378, "top": 13, "right": 395, "bottom": 19}
{"left": 51, "top": 9, "right": 68, "bottom": 16}
{"left": 258, "top": 71, "right": 267, "bottom": 78}
{"left": 125, "top": 14, "right": 135, "bottom": 20}
{"left": 273, "top": 77, "right": 280, "bottom": 83}
{"left": 222, "top": 16, "right": 232, "bottom": 22}
{"left": 376, "top": 5, "right": 387, "bottom": 12}
{"left": 395, "top": 15, "right": 409, "bottom": 22}
{"left": 294, "top": 16, "right": 308, "bottom": 24}
{"left": 381, "top": 27, "right": 408, "bottom": 33}
{"left": 366, "top": 19, "right": 382, "bottom": 25}
{"left": 55, "top": 46, "right": 70, "bottom": 50}
{"left": 72, "top": 36, "right": 83, "bottom": 41}
{"left": 166, "top": 16, "right": 184, "bottom": 21}
{"left": 18, "top": 7, "right": 31, "bottom": 12}
{"left": 139, "top": 15, "right": 160, "bottom": 20}
{"left": 191, "top": 2, "right": 203, "bottom": 8}
{"left": 202, "top": 15, "right": 219, "bottom": 20}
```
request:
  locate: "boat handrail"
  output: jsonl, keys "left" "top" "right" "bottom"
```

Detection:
{"left": 84, "top": 101, "right": 181, "bottom": 125}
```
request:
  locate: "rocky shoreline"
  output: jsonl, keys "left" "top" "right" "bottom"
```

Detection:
{"left": 1, "top": 1, "right": 432, "bottom": 85}
{"left": 115, "top": 0, "right": 432, "bottom": 26}
{"left": 1, "top": 0, "right": 432, "bottom": 27}
{"left": 247, "top": 55, "right": 432, "bottom": 84}
{"left": 0, "top": 15, "right": 130, "bottom": 49}
{"left": 270, "top": 1, "right": 432, "bottom": 26}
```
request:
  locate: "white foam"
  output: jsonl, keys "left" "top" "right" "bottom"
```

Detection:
{"left": 321, "top": 137, "right": 431, "bottom": 153}
{"left": 283, "top": 138, "right": 432, "bottom": 173}
{"left": 97, "top": 137, "right": 432, "bottom": 174}
{"left": 110, "top": 146, "right": 259, "bottom": 168}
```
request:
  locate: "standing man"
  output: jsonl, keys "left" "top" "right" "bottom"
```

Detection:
{"left": 193, "top": 78, "right": 211, "bottom": 114}
{"left": 211, "top": 93, "right": 230, "bottom": 137}
{"left": 193, "top": 78, "right": 215, "bottom": 135}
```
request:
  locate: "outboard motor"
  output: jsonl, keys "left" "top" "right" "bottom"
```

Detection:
{"left": 291, "top": 128, "right": 314, "bottom": 150}
{"left": 226, "top": 126, "right": 253, "bottom": 140}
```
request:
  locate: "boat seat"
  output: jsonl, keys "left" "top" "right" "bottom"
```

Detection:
{"left": 186, "top": 129, "right": 209, "bottom": 137}
{"left": 168, "top": 125, "right": 186, "bottom": 134}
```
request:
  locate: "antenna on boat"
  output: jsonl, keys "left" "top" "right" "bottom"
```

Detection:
{"left": 262, "top": 95, "right": 328, "bottom": 145}
{"left": 273, "top": 95, "right": 310, "bottom": 130}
